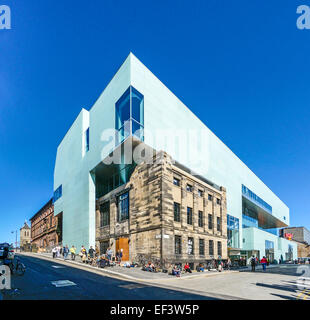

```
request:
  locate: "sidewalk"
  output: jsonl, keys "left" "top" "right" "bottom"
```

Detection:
{"left": 18, "top": 252, "right": 238, "bottom": 282}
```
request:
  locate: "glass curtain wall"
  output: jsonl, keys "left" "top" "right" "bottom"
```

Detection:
{"left": 227, "top": 214, "right": 240, "bottom": 248}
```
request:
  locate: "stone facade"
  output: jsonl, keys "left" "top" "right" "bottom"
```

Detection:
{"left": 20, "top": 222, "right": 31, "bottom": 247}
{"left": 96, "top": 151, "right": 227, "bottom": 268}
{"left": 281, "top": 227, "right": 310, "bottom": 245}
{"left": 30, "top": 199, "right": 62, "bottom": 250}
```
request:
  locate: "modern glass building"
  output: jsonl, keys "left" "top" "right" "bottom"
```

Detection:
{"left": 53, "top": 53, "right": 297, "bottom": 262}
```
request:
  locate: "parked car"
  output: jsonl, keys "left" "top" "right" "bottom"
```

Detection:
{"left": 0, "top": 243, "right": 15, "bottom": 261}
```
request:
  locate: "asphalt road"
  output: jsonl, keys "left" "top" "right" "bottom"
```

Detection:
{"left": 2, "top": 255, "right": 214, "bottom": 300}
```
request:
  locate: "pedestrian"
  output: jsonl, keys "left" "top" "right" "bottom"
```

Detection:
{"left": 119, "top": 248, "right": 123, "bottom": 263}
{"left": 227, "top": 258, "right": 232, "bottom": 270}
{"left": 88, "top": 246, "right": 95, "bottom": 259}
{"left": 52, "top": 246, "right": 57, "bottom": 259}
{"left": 250, "top": 255, "right": 256, "bottom": 272}
{"left": 106, "top": 247, "right": 113, "bottom": 262}
{"left": 70, "top": 245, "right": 76, "bottom": 261}
{"left": 261, "top": 256, "right": 267, "bottom": 271}
{"left": 184, "top": 262, "right": 192, "bottom": 273}
{"left": 63, "top": 245, "right": 69, "bottom": 260}
{"left": 95, "top": 245, "right": 100, "bottom": 257}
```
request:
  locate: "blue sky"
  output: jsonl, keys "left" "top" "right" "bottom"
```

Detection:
{"left": 1, "top": 0, "right": 310, "bottom": 244}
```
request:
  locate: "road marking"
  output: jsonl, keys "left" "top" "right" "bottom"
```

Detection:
{"left": 52, "top": 266, "right": 65, "bottom": 269}
{"left": 51, "top": 280, "right": 76, "bottom": 288}
{"left": 118, "top": 284, "right": 146, "bottom": 290}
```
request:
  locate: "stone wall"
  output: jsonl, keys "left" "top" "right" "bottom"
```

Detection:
{"left": 96, "top": 151, "right": 227, "bottom": 267}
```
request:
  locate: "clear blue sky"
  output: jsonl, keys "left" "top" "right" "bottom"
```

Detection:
{"left": 1, "top": 0, "right": 309, "bottom": 244}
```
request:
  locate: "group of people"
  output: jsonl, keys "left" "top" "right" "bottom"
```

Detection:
{"left": 51, "top": 244, "right": 125, "bottom": 268}
{"left": 250, "top": 255, "right": 269, "bottom": 271}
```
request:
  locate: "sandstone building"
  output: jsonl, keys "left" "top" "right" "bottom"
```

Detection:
{"left": 20, "top": 222, "right": 31, "bottom": 248}
{"left": 95, "top": 151, "right": 227, "bottom": 267}
{"left": 30, "top": 199, "right": 62, "bottom": 250}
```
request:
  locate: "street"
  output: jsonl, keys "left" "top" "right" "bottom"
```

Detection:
{"left": 2, "top": 255, "right": 310, "bottom": 300}
{"left": 2, "top": 255, "right": 212, "bottom": 300}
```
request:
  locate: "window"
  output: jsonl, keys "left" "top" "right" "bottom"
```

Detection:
{"left": 115, "top": 86, "right": 144, "bottom": 145}
{"left": 217, "top": 198, "right": 221, "bottom": 205}
{"left": 117, "top": 192, "right": 129, "bottom": 222}
{"left": 199, "top": 239, "right": 205, "bottom": 256}
{"left": 100, "top": 241, "right": 109, "bottom": 255}
{"left": 85, "top": 127, "right": 89, "bottom": 152}
{"left": 198, "top": 189, "right": 203, "bottom": 197}
{"left": 187, "top": 207, "right": 193, "bottom": 225}
{"left": 53, "top": 185, "right": 62, "bottom": 203}
{"left": 100, "top": 201, "right": 110, "bottom": 227}
{"left": 173, "top": 177, "right": 180, "bottom": 186}
{"left": 208, "top": 214, "right": 213, "bottom": 229}
{"left": 217, "top": 217, "right": 221, "bottom": 231}
{"left": 50, "top": 216, "right": 53, "bottom": 227}
{"left": 186, "top": 184, "right": 193, "bottom": 192}
{"left": 208, "top": 194, "right": 213, "bottom": 201}
{"left": 174, "top": 202, "right": 181, "bottom": 222}
{"left": 209, "top": 240, "right": 214, "bottom": 256}
{"left": 218, "top": 241, "right": 222, "bottom": 256}
{"left": 188, "top": 237, "right": 194, "bottom": 255}
{"left": 175, "top": 235, "right": 182, "bottom": 254}
{"left": 198, "top": 211, "right": 203, "bottom": 227}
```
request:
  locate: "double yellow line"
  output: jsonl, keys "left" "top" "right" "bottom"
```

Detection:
{"left": 297, "top": 289, "right": 310, "bottom": 300}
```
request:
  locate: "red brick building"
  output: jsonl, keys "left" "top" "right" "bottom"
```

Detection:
{"left": 30, "top": 199, "right": 62, "bottom": 250}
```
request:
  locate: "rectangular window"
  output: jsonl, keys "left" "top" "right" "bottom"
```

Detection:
{"left": 115, "top": 86, "right": 144, "bottom": 145}
{"left": 85, "top": 127, "right": 89, "bottom": 152}
{"left": 217, "top": 198, "right": 221, "bottom": 205}
{"left": 198, "top": 189, "right": 203, "bottom": 197}
{"left": 100, "top": 201, "right": 110, "bottom": 227}
{"left": 217, "top": 217, "right": 221, "bottom": 231}
{"left": 175, "top": 235, "right": 182, "bottom": 254}
{"left": 187, "top": 207, "right": 193, "bottom": 225}
{"left": 218, "top": 241, "right": 222, "bottom": 256}
{"left": 198, "top": 211, "right": 203, "bottom": 227}
{"left": 209, "top": 240, "right": 214, "bottom": 256}
{"left": 100, "top": 241, "right": 109, "bottom": 255}
{"left": 118, "top": 192, "right": 129, "bottom": 222}
{"left": 208, "top": 214, "right": 213, "bottom": 229}
{"left": 208, "top": 194, "right": 213, "bottom": 201}
{"left": 173, "top": 177, "right": 180, "bottom": 186}
{"left": 53, "top": 185, "right": 62, "bottom": 203}
{"left": 174, "top": 202, "right": 181, "bottom": 222}
{"left": 199, "top": 239, "right": 205, "bottom": 256}
{"left": 186, "top": 184, "right": 193, "bottom": 192}
{"left": 188, "top": 237, "right": 194, "bottom": 255}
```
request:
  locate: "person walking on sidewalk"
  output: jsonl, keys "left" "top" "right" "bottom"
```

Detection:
{"left": 70, "top": 245, "right": 76, "bottom": 261}
{"left": 88, "top": 246, "right": 95, "bottom": 259}
{"left": 261, "top": 256, "right": 267, "bottom": 272}
{"left": 250, "top": 255, "right": 256, "bottom": 272}
{"left": 63, "top": 245, "right": 69, "bottom": 260}
{"left": 106, "top": 247, "right": 113, "bottom": 262}
{"left": 52, "top": 247, "right": 57, "bottom": 259}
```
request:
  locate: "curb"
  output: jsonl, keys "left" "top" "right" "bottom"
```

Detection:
{"left": 17, "top": 252, "right": 245, "bottom": 300}
{"left": 18, "top": 252, "right": 237, "bottom": 282}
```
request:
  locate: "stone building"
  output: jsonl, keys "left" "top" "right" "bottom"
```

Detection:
{"left": 20, "top": 222, "right": 31, "bottom": 248}
{"left": 96, "top": 151, "right": 227, "bottom": 268}
{"left": 294, "top": 241, "right": 310, "bottom": 259}
{"left": 30, "top": 199, "right": 62, "bottom": 250}
{"left": 280, "top": 227, "right": 310, "bottom": 245}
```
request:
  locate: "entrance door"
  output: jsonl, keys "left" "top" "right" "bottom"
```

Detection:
{"left": 116, "top": 238, "right": 129, "bottom": 261}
